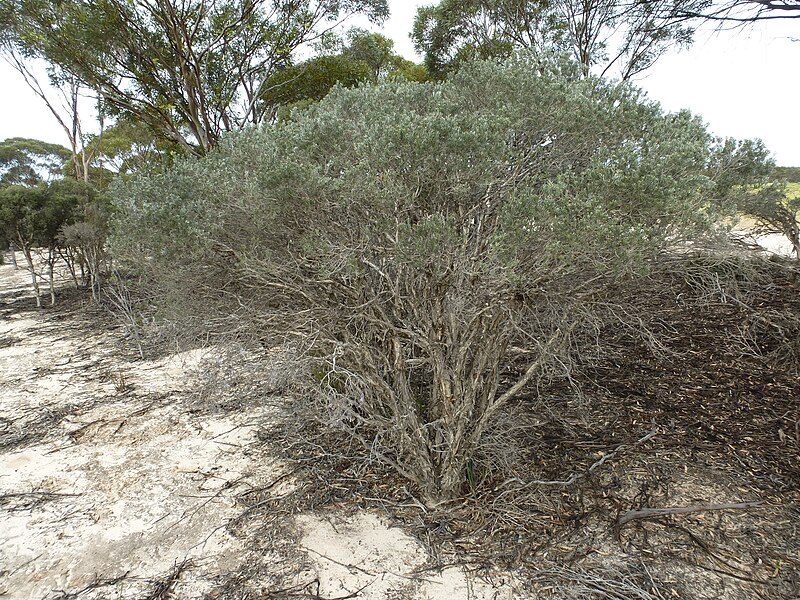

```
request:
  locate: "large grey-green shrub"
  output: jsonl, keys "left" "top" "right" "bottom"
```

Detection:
{"left": 112, "top": 56, "right": 756, "bottom": 505}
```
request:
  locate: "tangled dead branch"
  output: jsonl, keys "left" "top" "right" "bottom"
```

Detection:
{"left": 140, "top": 559, "right": 193, "bottom": 600}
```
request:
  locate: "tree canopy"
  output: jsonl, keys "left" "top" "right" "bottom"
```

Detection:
{"left": 86, "top": 118, "right": 181, "bottom": 179}
{"left": 0, "top": 0, "right": 389, "bottom": 155}
{"left": 261, "top": 28, "right": 428, "bottom": 119}
{"left": 412, "top": 0, "right": 708, "bottom": 80}
{"left": 0, "top": 178, "right": 97, "bottom": 248}
{"left": 0, "top": 138, "right": 72, "bottom": 186}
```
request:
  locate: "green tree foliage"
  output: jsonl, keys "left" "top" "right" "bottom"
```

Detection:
{"left": 707, "top": 138, "right": 774, "bottom": 196}
{"left": 388, "top": 60, "right": 430, "bottom": 83}
{"left": 0, "top": 138, "right": 111, "bottom": 294}
{"left": 0, "top": 138, "right": 71, "bottom": 186}
{"left": 774, "top": 166, "right": 800, "bottom": 183}
{"left": 0, "top": 178, "right": 97, "bottom": 305}
{"left": 261, "top": 55, "right": 373, "bottom": 118}
{"left": 413, "top": 0, "right": 706, "bottom": 79}
{"left": 343, "top": 28, "right": 402, "bottom": 79}
{"left": 88, "top": 118, "right": 181, "bottom": 180}
{"left": 262, "top": 28, "right": 428, "bottom": 119}
{"left": 343, "top": 28, "right": 429, "bottom": 81}
{"left": 0, "top": 0, "right": 389, "bottom": 155}
{"left": 412, "top": 0, "right": 564, "bottom": 77}
{"left": 112, "top": 55, "right": 766, "bottom": 504}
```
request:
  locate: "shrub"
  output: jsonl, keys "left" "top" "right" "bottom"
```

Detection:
{"left": 112, "top": 55, "right": 760, "bottom": 505}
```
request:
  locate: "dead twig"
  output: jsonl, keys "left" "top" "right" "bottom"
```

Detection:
{"left": 49, "top": 572, "right": 130, "bottom": 599}
{"left": 237, "top": 467, "right": 304, "bottom": 500}
{"left": 263, "top": 578, "right": 373, "bottom": 599}
{"left": 303, "top": 547, "right": 376, "bottom": 577}
{"left": 0, "top": 491, "right": 82, "bottom": 511}
{"left": 0, "top": 491, "right": 81, "bottom": 500}
{"left": 618, "top": 500, "right": 765, "bottom": 526}
{"left": 140, "top": 558, "right": 192, "bottom": 600}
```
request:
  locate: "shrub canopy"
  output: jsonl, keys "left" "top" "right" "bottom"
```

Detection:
{"left": 112, "top": 56, "right": 761, "bottom": 503}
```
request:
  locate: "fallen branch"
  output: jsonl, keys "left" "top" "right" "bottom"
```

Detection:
{"left": 50, "top": 572, "right": 130, "bottom": 599}
{"left": 303, "top": 547, "right": 376, "bottom": 577}
{"left": 263, "top": 578, "right": 373, "bottom": 599}
{"left": 0, "top": 491, "right": 81, "bottom": 500}
{"left": 0, "top": 491, "right": 82, "bottom": 511}
{"left": 618, "top": 501, "right": 765, "bottom": 526}
{"left": 141, "top": 559, "right": 192, "bottom": 600}
{"left": 497, "top": 423, "right": 659, "bottom": 493}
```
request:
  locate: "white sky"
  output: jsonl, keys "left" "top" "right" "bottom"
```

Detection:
{"left": 1, "top": 1, "right": 798, "bottom": 165}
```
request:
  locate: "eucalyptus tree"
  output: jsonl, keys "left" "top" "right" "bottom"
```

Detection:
{"left": 0, "top": 179, "right": 92, "bottom": 305}
{"left": 86, "top": 117, "right": 181, "bottom": 180}
{"left": 412, "top": 0, "right": 708, "bottom": 79}
{"left": 0, "top": 138, "right": 72, "bottom": 269}
{"left": 0, "top": 0, "right": 388, "bottom": 156}
{"left": 0, "top": 68, "right": 95, "bottom": 182}
{"left": 0, "top": 1, "right": 99, "bottom": 186}
{"left": 260, "top": 55, "right": 372, "bottom": 120}
{"left": 342, "top": 28, "right": 405, "bottom": 79}
{"left": 0, "top": 138, "right": 71, "bottom": 186}
{"left": 260, "top": 29, "right": 426, "bottom": 119}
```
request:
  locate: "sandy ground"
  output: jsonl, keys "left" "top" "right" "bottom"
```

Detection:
{"left": 3, "top": 230, "right": 796, "bottom": 599}
{"left": 730, "top": 222, "right": 796, "bottom": 257}
{"left": 0, "top": 258, "right": 521, "bottom": 599}
{"left": 0, "top": 261, "right": 266, "bottom": 598}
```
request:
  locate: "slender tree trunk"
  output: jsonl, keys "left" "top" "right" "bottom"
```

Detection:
{"left": 48, "top": 248, "right": 56, "bottom": 305}
{"left": 88, "top": 247, "right": 101, "bottom": 301}
{"left": 48, "top": 263, "right": 56, "bottom": 305}
{"left": 20, "top": 245, "right": 41, "bottom": 308}
{"left": 9, "top": 243, "right": 18, "bottom": 270}
{"left": 59, "top": 247, "right": 80, "bottom": 289}
{"left": 79, "top": 257, "right": 87, "bottom": 287}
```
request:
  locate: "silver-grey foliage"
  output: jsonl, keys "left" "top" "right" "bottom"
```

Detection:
{"left": 111, "top": 55, "right": 765, "bottom": 504}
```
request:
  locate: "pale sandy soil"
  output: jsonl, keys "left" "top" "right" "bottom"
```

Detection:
{"left": 0, "top": 257, "right": 520, "bottom": 600}
{"left": 730, "top": 218, "right": 796, "bottom": 257}
{"left": 3, "top": 240, "right": 796, "bottom": 600}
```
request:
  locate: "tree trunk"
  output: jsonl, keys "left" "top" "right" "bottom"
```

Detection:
{"left": 88, "top": 247, "right": 100, "bottom": 301}
{"left": 79, "top": 257, "right": 87, "bottom": 287}
{"left": 21, "top": 246, "right": 41, "bottom": 308}
{"left": 48, "top": 249, "right": 56, "bottom": 305}
{"left": 789, "top": 225, "right": 800, "bottom": 260}
{"left": 9, "top": 243, "right": 19, "bottom": 270}
{"left": 59, "top": 247, "right": 81, "bottom": 289}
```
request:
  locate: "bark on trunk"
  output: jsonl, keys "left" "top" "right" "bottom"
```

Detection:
{"left": 21, "top": 247, "right": 41, "bottom": 308}
{"left": 48, "top": 251, "right": 56, "bottom": 305}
